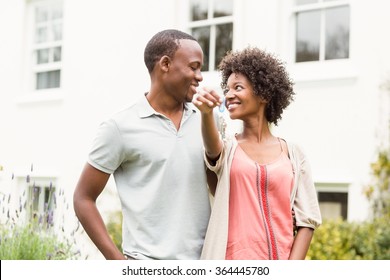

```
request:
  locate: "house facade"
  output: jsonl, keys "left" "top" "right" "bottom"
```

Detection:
{"left": 0, "top": 0, "right": 389, "bottom": 259}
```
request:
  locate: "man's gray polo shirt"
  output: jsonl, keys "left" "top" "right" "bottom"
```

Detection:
{"left": 88, "top": 95, "right": 211, "bottom": 259}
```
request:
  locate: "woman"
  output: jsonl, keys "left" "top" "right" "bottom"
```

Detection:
{"left": 193, "top": 47, "right": 321, "bottom": 260}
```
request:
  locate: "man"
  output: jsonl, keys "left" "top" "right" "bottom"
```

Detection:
{"left": 73, "top": 29, "right": 211, "bottom": 260}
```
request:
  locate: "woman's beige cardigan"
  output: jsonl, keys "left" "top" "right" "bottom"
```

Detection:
{"left": 201, "top": 137, "right": 322, "bottom": 260}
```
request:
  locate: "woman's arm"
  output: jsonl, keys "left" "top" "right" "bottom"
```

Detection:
{"left": 192, "top": 88, "right": 223, "bottom": 162}
{"left": 288, "top": 227, "right": 314, "bottom": 260}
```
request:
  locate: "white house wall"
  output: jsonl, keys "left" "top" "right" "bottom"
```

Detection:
{"left": 1, "top": 0, "right": 389, "bottom": 259}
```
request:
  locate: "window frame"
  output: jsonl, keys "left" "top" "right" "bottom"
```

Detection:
{"left": 187, "top": 0, "right": 234, "bottom": 72}
{"left": 293, "top": 0, "right": 350, "bottom": 63}
{"left": 315, "top": 182, "right": 349, "bottom": 220}
{"left": 28, "top": 180, "right": 56, "bottom": 222}
{"left": 29, "top": 0, "right": 64, "bottom": 92}
{"left": 12, "top": 173, "right": 57, "bottom": 225}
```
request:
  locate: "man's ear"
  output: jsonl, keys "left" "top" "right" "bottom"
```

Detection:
{"left": 159, "top": 55, "right": 171, "bottom": 72}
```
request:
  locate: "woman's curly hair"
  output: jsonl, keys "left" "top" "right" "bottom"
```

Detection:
{"left": 218, "top": 47, "right": 295, "bottom": 125}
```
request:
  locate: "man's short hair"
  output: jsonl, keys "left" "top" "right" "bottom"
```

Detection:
{"left": 144, "top": 29, "right": 197, "bottom": 73}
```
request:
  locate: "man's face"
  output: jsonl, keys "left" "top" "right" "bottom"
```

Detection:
{"left": 167, "top": 39, "right": 204, "bottom": 102}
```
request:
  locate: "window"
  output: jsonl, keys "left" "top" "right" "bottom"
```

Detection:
{"left": 318, "top": 192, "right": 348, "bottom": 219}
{"left": 316, "top": 183, "right": 349, "bottom": 220}
{"left": 294, "top": 0, "right": 350, "bottom": 63}
{"left": 31, "top": 0, "right": 63, "bottom": 90}
{"left": 28, "top": 180, "right": 56, "bottom": 224}
{"left": 188, "top": 0, "right": 233, "bottom": 71}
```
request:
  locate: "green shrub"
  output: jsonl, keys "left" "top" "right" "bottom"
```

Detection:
{"left": 106, "top": 210, "right": 123, "bottom": 252}
{"left": 365, "top": 216, "right": 390, "bottom": 259}
{"left": 0, "top": 224, "right": 74, "bottom": 260}
{"left": 307, "top": 217, "right": 390, "bottom": 260}
{"left": 0, "top": 174, "right": 82, "bottom": 260}
{"left": 307, "top": 218, "right": 355, "bottom": 259}
{"left": 308, "top": 143, "right": 390, "bottom": 260}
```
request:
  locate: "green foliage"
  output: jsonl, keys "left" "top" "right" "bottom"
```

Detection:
{"left": 307, "top": 219, "right": 355, "bottom": 260}
{"left": 0, "top": 175, "right": 82, "bottom": 260}
{"left": 106, "top": 210, "right": 123, "bottom": 252}
{"left": 0, "top": 224, "right": 74, "bottom": 260}
{"left": 308, "top": 140, "right": 390, "bottom": 260}
{"left": 364, "top": 148, "right": 390, "bottom": 219}
{"left": 374, "top": 216, "right": 390, "bottom": 259}
{"left": 308, "top": 145, "right": 390, "bottom": 260}
{"left": 308, "top": 216, "right": 390, "bottom": 260}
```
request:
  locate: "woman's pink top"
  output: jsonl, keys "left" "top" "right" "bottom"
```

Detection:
{"left": 226, "top": 141, "right": 294, "bottom": 260}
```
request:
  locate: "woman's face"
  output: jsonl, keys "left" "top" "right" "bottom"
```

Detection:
{"left": 224, "top": 72, "right": 264, "bottom": 120}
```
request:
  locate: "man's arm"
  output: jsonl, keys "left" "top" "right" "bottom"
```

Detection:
{"left": 73, "top": 163, "right": 125, "bottom": 260}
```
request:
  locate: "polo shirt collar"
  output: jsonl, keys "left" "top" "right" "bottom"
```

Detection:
{"left": 137, "top": 93, "right": 197, "bottom": 119}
